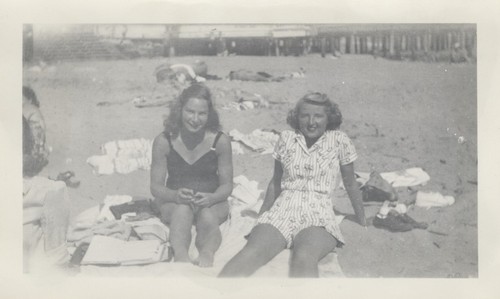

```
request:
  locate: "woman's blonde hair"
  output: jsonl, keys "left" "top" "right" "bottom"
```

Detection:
{"left": 286, "top": 92, "right": 343, "bottom": 130}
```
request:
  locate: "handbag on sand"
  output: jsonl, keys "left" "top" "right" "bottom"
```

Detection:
{"left": 361, "top": 171, "right": 398, "bottom": 202}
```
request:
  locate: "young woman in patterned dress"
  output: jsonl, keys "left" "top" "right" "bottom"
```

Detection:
{"left": 219, "top": 92, "right": 366, "bottom": 277}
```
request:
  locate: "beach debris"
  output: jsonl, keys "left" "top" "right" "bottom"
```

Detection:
{"left": 415, "top": 191, "right": 455, "bottom": 209}
{"left": 229, "top": 129, "right": 280, "bottom": 154}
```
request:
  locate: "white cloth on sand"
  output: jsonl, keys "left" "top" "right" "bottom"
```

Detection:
{"left": 415, "top": 191, "right": 455, "bottom": 208}
{"left": 87, "top": 138, "right": 152, "bottom": 175}
{"left": 229, "top": 129, "right": 279, "bottom": 155}
{"left": 356, "top": 167, "right": 430, "bottom": 187}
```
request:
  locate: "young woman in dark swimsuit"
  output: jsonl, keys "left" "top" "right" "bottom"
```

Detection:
{"left": 150, "top": 83, "right": 233, "bottom": 267}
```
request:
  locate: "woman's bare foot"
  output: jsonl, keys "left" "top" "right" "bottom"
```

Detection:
{"left": 173, "top": 252, "right": 191, "bottom": 263}
{"left": 195, "top": 251, "right": 214, "bottom": 267}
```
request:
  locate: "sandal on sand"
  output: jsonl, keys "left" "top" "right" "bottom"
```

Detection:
{"left": 55, "top": 171, "right": 81, "bottom": 188}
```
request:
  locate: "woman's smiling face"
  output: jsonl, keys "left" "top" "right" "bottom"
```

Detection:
{"left": 182, "top": 97, "right": 209, "bottom": 133}
{"left": 297, "top": 102, "right": 328, "bottom": 140}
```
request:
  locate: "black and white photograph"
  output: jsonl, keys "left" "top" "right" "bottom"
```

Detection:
{"left": 20, "top": 22, "right": 478, "bottom": 276}
{"left": 2, "top": 0, "right": 500, "bottom": 298}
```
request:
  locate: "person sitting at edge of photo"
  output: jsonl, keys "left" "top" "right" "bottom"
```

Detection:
{"left": 219, "top": 92, "right": 367, "bottom": 277}
{"left": 23, "top": 86, "right": 49, "bottom": 160}
{"left": 23, "top": 116, "right": 70, "bottom": 273}
{"left": 150, "top": 83, "right": 233, "bottom": 267}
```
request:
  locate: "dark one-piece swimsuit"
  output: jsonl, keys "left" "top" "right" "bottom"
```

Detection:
{"left": 165, "top": 131, "right": 223, "bottom": 194}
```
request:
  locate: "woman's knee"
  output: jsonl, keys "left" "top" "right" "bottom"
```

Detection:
{"left": 195, "top": 208, "right": 219, "bottom": 228}
{"left": 169, "top": 205, "right": 194, "bottom": 226}
{"left": 209, "top": 201, "right": 230, "bottom": 224}
{"left": 290, "top": 228, "right": 337, "bottom": 267}
{"left": 290, "top": 247, "right": 317, "bottom": 266}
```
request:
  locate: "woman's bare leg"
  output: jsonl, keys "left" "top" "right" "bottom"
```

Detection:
{"left": 289, "top": 226, "right": 337, "bottom": 277}
{"left": 194, "top": 201, "right": 229, "bottom": 267}
{"left": 218, "top": 224, "right": 287, "bottom": 277}
{"left": 159, "top": 202, "right": 194, "bottom": 262}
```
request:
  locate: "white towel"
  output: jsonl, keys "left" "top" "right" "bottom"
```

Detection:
{"left": 356, "top": 167, "right": 430, "bottom": 187}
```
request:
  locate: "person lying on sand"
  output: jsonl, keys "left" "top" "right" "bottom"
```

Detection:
{"left": 228, "top": 69, "right": 285, "bottom": 82}
{"left": 219, "top": 92, "right": 367, "bottom": 277}
{"left": 150, "top": 84, "right": 233, "bottom": 267}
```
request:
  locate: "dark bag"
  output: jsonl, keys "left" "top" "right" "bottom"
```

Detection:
{"left": 109, "top": 199, "right": 157, "bottom": 220}
{"left": 361, "top": 171, "right": 398, "bottom": 202}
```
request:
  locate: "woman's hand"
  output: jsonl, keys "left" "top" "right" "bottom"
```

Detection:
{"left": 176, "top": 188, "right": 195, "bottom": 205}
{"left": 192, "top": 192, "right": 214, "bottom": 208}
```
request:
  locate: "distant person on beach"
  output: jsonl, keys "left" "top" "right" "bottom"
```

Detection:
{"left": 219, "top": 92, "right": 367, "bottom": 277}
{"left": 150, "top": 83, "right": 233, "bottom": 267}
{"left": 23, "top": 116, "right": 70, "bottom": 273}
{"left": 23, "top": 86, "right": 49, "bottom": 160}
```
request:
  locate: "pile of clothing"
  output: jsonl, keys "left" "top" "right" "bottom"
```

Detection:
{"left": 72, "top": 176, "right": 345, "bottom": 277}
{"left": 87, "top": 138, "right": 152, "bottom": 175}
{"left": 359, "top": 169, "right": 455, "bottom": 233}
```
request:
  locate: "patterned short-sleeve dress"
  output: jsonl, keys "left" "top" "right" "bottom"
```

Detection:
{"left": 257, "top": 130, "right": 357, "bottom": 248}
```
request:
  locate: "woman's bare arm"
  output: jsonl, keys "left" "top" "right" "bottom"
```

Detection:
{"left": 258, "top": 160, "right": 283, "bottom": 215}
{"left": 340, "top": 162, "right": 367, "bottom": 227}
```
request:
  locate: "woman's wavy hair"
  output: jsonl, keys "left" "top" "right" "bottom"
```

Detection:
{"left": 163, "top": 83, "right": 221, "bottom": 138}
{"left": 23, "top": 86, "right": 40, "bottom": 107}
{"left": 23, "top": 116, "right": 47, "bottom": 177}
{"left": 286, "top": 92, "right": 343, "bottom": 130}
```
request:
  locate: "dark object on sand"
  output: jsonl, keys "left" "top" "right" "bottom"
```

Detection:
{"left": 228, "top": 69, "right": 284, "bottom": 82}
{"left": 109, "top": 199, "right": 158, "bottom": 220}
{"left": 361, "top": 171, "right": 397, "bottom": 202}
{"left": 70, "top": 242, "right": 90, "bottom": 266}
{"left": 373, "top": 210, "right": 428, "bottom": 232}
{"left": 54, "top": 170, "right": 80, "bottom": 188}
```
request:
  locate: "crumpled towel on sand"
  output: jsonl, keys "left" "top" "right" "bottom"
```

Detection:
{"left": 68, "top": 195, "right": 169, "bottom": 248}
{"left": 415, "top": 191, "right": 455, "bottom": 208}
{"left": 356, "top": 167, "right": 430, "bottom": 188}
{"left": 87, "top": 138, "right": 152, "bottom": 175}
{"left": 229, "top": 129, "right": 280, "bottom": 155}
